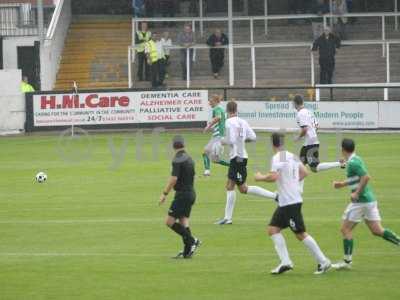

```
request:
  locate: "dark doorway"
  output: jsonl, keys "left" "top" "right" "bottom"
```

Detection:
{"left": 17, "top": 45, "right": 40, "bottom": 90}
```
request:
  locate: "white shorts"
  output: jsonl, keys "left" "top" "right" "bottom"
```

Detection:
{"left": 342, "top": 202, "right": 381, "bottom": 223}
{"left": 204, "top": 136, "right": 224, "bottom": 161}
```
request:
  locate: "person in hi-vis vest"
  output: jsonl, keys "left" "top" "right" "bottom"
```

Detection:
{"left": 145, "top": 35, "right": 160, "bottom": 88}
{"left": 135, "top": 22, "right": 152, "bottom": 81}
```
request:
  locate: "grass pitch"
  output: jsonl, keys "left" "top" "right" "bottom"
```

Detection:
{"left": 0, "top": 131, "right": 399, "bottom": 300}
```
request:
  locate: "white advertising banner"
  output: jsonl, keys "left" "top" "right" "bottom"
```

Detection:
{"left": 32, "top": 90, "right": 209, "bottom": 127}
{"left": 378, "top": 102, "right": 400, "bottom": 128}
{"left": 230, "top": 101, "right": 379, "bottom": 129}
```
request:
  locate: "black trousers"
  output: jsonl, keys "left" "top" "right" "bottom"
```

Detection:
{"left": 319, "top": 58, "right": 335, "bottom": 84}
{"left": 150, "top": 59, "right": 166, "bottom": 88}
{"left": 210, "top": 49, "right": 225, "bottom": 74}
{"left": 137, "top": 52, "right": 150, "bottom": 81}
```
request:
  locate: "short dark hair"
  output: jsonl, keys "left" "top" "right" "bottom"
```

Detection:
{"left": 293, "top": 95, "right": 304, "bottom": 106}
{"left": 342, "top": 138, "right": 355, "bottom": 153}
{"left": 271, "top": 132, "right": 285, "bottom": 148}
{"left": 226, "top": 101, "right": 237, "bottom": 114}
{"left": 172, "top": 135, "right": 185, "bottom": 149}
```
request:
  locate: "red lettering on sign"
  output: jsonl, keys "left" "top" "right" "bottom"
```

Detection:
{"left": 41, "top": 96, "right": 56, "bottom": 109}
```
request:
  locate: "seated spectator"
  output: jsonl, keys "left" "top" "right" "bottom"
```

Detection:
{"left": 332, "top": 0, "right": 348, "bottom": 40}
{"left": 206, "top": 28, "right": 229, "bottom": 79}
{"left": 21, "top": 76, "right": 35, "bottom": 93}
{"left": 311, "top": 0, "right": 330, "bottom": 40}
{"left": 177, "top": 24, "right": 195, "bottom": 80}
{"left": 161, "top": 31, "right": 172, "bottom": 79}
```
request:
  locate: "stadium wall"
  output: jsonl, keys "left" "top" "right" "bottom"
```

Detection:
{"left": 2, "top": 36, "right": 38, "bottom": 69}
{"left": 0, "top": 69, "right": 25, "bottom": 134}
{"left": 24, "top": 88, "right": 400, "bottom": 132}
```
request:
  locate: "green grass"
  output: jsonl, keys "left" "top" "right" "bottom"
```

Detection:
{"left": 0, "top": 131, "right": 399, "bottom": 300}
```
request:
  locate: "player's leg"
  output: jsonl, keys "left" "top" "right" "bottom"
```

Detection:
{"left": 299, "top": 146, "right": 308, "bottom": 193}
{"left": 288, "top": 204, "right": 331, "bottom": 274}
{"left": 202, "top": 140, "right": 212, "bottom": 176}
{"left": 179, "top": 216, "right": 201, "bottom": 258}
{"left": 306, "top": 145, "right": 344, "bottom": 173}
{"left": 215, "top": 179, "right": 236, "bottom": 225}
{"left": 332, "top": 204, "right": 360, "bottom": 269}
{"left": 366, "top": 220, "right": 400, "bottom": 246}
{"left": 268, "top": 211, "right": 293, "bottom": 274}
{"left": 211, "top": 139, "right": 230, "bottom": 167}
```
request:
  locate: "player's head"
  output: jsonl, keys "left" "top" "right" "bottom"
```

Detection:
{"left": 271, "top": 132, "right": 285, "bottom": 151}
{"left": 209, "top": 94, "right": 222, "bottom": 107}
{"left": 293, "top": 95, "right": 304, "bottom": 110}
{"left": 140, "top": 22, "right": 148, "bottom": 31}
{"left": 172, "top": 135, "right": 185, "bottom": 150}
{"left": 22, "top": 75, "right": 29, "bottom": 83}
{"left": 341, "top": 138, "right": 355, "bottom": 157}
{"left": 226, "top": 100, "right": 237, "bottom": 116}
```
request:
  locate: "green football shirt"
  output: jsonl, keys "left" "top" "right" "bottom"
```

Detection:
{"left": 346, "top": 154, "right": 376, "bottom": 203}
{"left": 211, "top": 105, "right": 226, "bottom": 137}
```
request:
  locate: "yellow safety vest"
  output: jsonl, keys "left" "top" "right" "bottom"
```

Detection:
{"left": 21, "top": 82, "right": 35, "bottom": 93}
{"left": 146, "top": 40, "right": 158, "bottom": 64}
{"left": 136, "top": 31, "right": 151, "bottom": 53}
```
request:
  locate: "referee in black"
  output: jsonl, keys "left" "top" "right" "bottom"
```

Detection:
{"left": 159, "top": 135, "right": 201, "bottom": 258}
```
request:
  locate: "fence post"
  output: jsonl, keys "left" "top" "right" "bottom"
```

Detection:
{"left": 311, "top": 49, "right": 315, "bottom": 87}
{"left": 128, "top": 48, "right": 132, "bottom": 88}
{"left": 264, "top": 0, "right": 268, "bottom": 36}
{"left": 250, "top": 18, "right": 254, "bottom": 44}
{"left": 228, "top": 0, "right": 235, "bottom": 86}
{"left": 186, "top": 48, "right": 190, "bottom": 88}
{"left": 316, "top": 87, "right": 321, "bottom": 101}
{"left": 395, "top": 0, "right": 399, "bottom": 31}
{"left": 385, "top": 42, "right": 390, "bottom": 100}
{"left": 199, "top": 0, "right": 204, "bottom": 37}
{"left": 251, "top": 46, "right": 256, "bottom": 88}
{"left": 382, "top": 15, "right": 386, "bottom": 58}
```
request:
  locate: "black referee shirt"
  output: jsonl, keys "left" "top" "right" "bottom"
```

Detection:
{"left": 171, "top": 150, "right": 195, "bottom": 192}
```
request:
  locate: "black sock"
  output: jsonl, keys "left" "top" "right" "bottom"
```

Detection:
{"left": 171, "top": 223, "right": 194, "bottom": 244}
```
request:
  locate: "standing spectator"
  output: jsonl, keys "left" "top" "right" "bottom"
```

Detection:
{"left": 332, "top": 0, "right": 348, "bottom": 40}
{"left": 311, "top": 0, "right": 330, "bottom": 40}
{"left": 206, "top": 28, "right": 229, "bottom": 79}
{"left": 155, "top": 32, "right": 167, "bottom": 87}
{"left": 21, "top": 76, "right": 35, "bottom": 93}
{"left": 177, "top": 24, "right": 196, "bottom": 80}
{"left": 161, "top": 31, "right": 172, "bottom": 79}
{"left": 160, "top": 0, "right": 176, "bottom": 26}
{"left": 135, "top": 22, "right": 151, "bottom": 81}
{"left": 145, "top": 34, "right": 160, "bottom": 88}
{"left": 312, "top": 27, "right": 341, "bottom": 84}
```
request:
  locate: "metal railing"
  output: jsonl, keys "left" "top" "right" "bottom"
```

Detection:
{"left": 128, "top": 39, "right": 400, "bottom": 92}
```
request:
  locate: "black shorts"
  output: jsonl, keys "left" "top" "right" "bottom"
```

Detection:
{"left": 228, "top": 157, "right": 248, "bottom": 185}
{"left": 300, "top": 144, "right": 320, "bottom": 168}
{"left": 168, "top": 191, "right": 196, "bottom": 219}
{"left": 269, "top": 203, "right": 306, "bottom": 234}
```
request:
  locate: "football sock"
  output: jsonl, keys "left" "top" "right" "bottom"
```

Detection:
{"left": 302, "top": 235, "right": 328, "bottom": 265}
{"left": 202, "top": 153, "right": 211, "bottom": 170}
{"left": 225, "top": 190, "right": 236, "bottom": 221}
{"left": 343, "top": 239, "right": 353, "bottom": 262}
{"left": 316, "top": 162, "right": 341, "bottom": 172}
{"left": 216, "top": 159, "right": 230, "bottom": 167}
{"left": 271, "top": 233, "right": 292, "bottom": 266}
{"left": 247, "top": 186, "right": 277, "bottom": 200}
{"left": 171, "top": 223, "right": 194, "bottom": 245}
{"left": 383, "top": 228, "right": 400, "bottom": 245}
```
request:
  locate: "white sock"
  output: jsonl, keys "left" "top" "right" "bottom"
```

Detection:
{"left": 224, "top": 190, "right": 236, "bottom": 221}
{"left": 316, "top": 162, "right": 341, "bottom": 172}
{"left": 247, "top": 186, "right": 277, "bottom": 200}
{"left": 271, "top": 233, "right": 292, "bottom": 266}
{"left": 299, "top": 179, "right": 304, "bottom": 194}
{"left": 302, "top": 235, "right": 328, "bottom": 264}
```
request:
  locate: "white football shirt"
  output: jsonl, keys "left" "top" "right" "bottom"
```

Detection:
{"left": 223, "top": 116, "right": 256, "bottom": 159}
{"left": 296, "top": 107, "right": 319, "bottom": 146}
{"left": 271, "top": 151, "right": 303, "bottom": 207}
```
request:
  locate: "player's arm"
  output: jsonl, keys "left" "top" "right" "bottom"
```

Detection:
{"left": 221, "top": 122, "right": 234, "bottom": 145}
{"left": 299, "top": 163, "right": 309, "bottom": 181}
{"left": 295, "top": 126, "right": 307, "bottom": 141}
{"left": 204, "top": 116, "right": 220, "bottom": 132}
{"left": 255, "top": 171, "right": 279, "bottom": 182}
{"left": 351, "top": 174, "right": 370, "bottom": 201}
{"left": 159, "top": 176, "right": 177, "bottom": 205}
{"left": 244, "top": 122, "right": 257, "bottom": 143}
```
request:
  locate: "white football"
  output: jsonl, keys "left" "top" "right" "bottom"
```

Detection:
{"left": 35, "top": 172, "right": 47, "bottom": 183}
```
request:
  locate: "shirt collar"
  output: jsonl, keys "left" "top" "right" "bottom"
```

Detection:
{"left": 348, "top": 153, "right": 356, "bottom": 161}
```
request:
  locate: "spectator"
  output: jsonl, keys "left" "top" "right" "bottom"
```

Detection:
{"left": 135, "top": 22, "right": 152, "bottom": 81}
{"left": 332, "top": 0, "right": 348, "bottom": 40}
{"left": 145, "top": 34, "right": 161, "bottom": 88}
{"left": 144, "top": 0, "right": 155, "bottom": 18}
{"left": 161, "top": 31, "right": 172, "bottom": 79}
{"left": 21, "top": 76, "right": 35, "bottom": 93}
{"left": 311, "top": 0, "right": 330, "bottom": 40}
{"left": 312, "top": 27, "right": 341, "bottom": 84}
{"left": 177, "top": 24, "right": 195, "bottom": 80}
{"left": 206, "top": 28, "right": 229, "bottom": 79}
{"left": 155, "top": 32, "right": 167, "bottom": 87}
{"left": 132, "top": 0, "right": 145, "bottom": 17}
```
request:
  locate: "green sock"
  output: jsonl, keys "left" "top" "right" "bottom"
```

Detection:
{"left": 202, "top": 154, "right": 210, "bottom": 170}
{"left": 343, "top": 239, "right": 353, "bottom": 262}
{"left": 216, "top": 160, "right": 230, "bottom": 167}
{"left": 383, "top": 229, "right": 400, "bottom": 245}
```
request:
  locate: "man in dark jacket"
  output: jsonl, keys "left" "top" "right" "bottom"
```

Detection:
{"left": 312, "top": 27, "right": 341, "bottom": 84}
{"left": 206, "top": 29, "right": 229, "bottom": 79}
